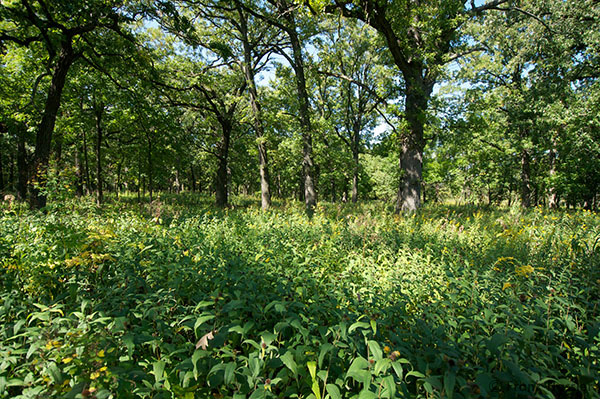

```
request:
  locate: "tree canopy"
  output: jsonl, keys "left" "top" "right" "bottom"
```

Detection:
{"left": 0, "top": 0, "right": 598, "bottom": 210}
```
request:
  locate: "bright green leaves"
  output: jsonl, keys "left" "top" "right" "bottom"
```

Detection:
{"left": 152, "top": 360, "right": 166, "bottom": 383}
{"left": 280, "top": 351, "right": 298, "bottom": 377}
{"left": 346, "top": 356, "right": 371, "bottom": 387}
{"left": 307, "top": 361, "right": 320, "bottom": 399}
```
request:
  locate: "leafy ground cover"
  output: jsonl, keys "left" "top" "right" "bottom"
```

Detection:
{"left": 1, "top": 196, "right": 599, "bottom": 399}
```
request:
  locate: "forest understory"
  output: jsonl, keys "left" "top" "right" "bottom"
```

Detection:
{"left": 1, "top": 195, "right": 599, "bottom": 398}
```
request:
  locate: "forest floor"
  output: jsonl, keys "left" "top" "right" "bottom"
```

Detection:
{"left": 1, "top": 195, "right": 599, "bottom": 399}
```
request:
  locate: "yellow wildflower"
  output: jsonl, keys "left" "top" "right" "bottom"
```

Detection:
{"left": 516, "top": 265, "right": 535, "bottom": 277}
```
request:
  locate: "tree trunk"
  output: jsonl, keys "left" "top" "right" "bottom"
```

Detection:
{"left": 116, "top": 160, "right": 122, "bottom": 198}
{"left": 239, "top": 9, "right": 272, "bottom": 210}
{"left": 395, "top": 70, "right": 432, "bottom": 213}
{"left": 277, "top": 173, "right": 282, "bottom": 198}
{"left": 94, "top": 101, "right": 104, "bottom": 205}
{"left": 147, "top": 133, "right": 153, "bottom": 203}
{"left": 520, "top": 147, "right": 532, "bottom": 208}
{"left": 190, "top": 165, "right": 196, "bottom": 192}
{"left": 80, "top": 129, "right": 91, "bottom": 195}
{"left": 548, "top": 134, "right": 558, "bottom": 209}
{"left": 215, "top": 155, "right": 228, "bottom": 207}
{"left": 9, "top": 153, "right": 14, "bottom": 192}
{"left": 351, "top": 122, "right": 360, "bottom": 204}
{"left": 285, "top": 14, "right": 316, "bottom": 214}
{"left": 331, "top": 177, "right": 337, "bottom": 202}
{"left": 30, "top": 40, "right": 76, "bottom": 208}
{"left": 74, "top": 146, "right": 83, "bottom": 196}
{"left": 174, "top": 169, "right": 181, "bottom": 194}
{"left": 137, "top": 156, "right": 142, "bottom": 203}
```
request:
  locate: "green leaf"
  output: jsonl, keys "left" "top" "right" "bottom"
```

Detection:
{"left": 318, "top": 343, "right": 334, "bottom": 368}
{"left": 261, "top": 332, "right": 277, "bottom": 346}
{"left": 346, "top": 357, "right": 371, "bottom": 387}
{"left": 358, "top": 389, "right": 377, "bottom": 399}
{"left": 348, "top": 321, "right": 370, "bottom": 334}
{"left": 475, "top": 373, "right": 494, "bottom": 396}
{"left": 406, "top": 371, "right": 426, "bottom": 379}
{"left": 47, "top": 362, "right": 62, "bottom": 384}
{"left": 224, "top": 362, "right": 236, "bottom": 385}
{"left": 26, "top": 342, "right": 39, "bottom": 359}
{"left": 194, "top": 314, "right": 215, "bottom": 331}
{"left": 374, "top": 358, "right": 391, "bottom": 376}
{"left": 311, "top": 379, "right": 321, "bottom": 399}
{"left": 13, "top": 320, "right": 25, "bottom": 335}
{"left": 444, "top": 371, "right": 456, "bottom": 399}
{"left": 486, "top": 333, "right": 508, "bottom": 354}
{"left": 249, "top": 356, "right": 260, "bottom": 379}
{"left": 382, "top": 376, "right": 396, "bottom": 398}
{"left": 326, "top": 383, "right": 342, "bottom": 399}
{"left": 248, "top": 386, "right": 266, "bottom": 399}
{"left": 307, "top": 361, "right": 317, "bottom": 380}
{"left": 280, "top": 351, "right": 298, "bottom": 377}
{"left": 391, "top": 362, "right": 403, "bottom": 379}
{"left": 368, "top": 340, "right": 382, "bottom": 361}
{"left": 370, "top": 319, "right": 377, "bottom": 335}
{"left": 192, "top": 349, "right": 207, "bottom": 379}
{"left": 153, "top": 360, "right": 166, "bottom": 383}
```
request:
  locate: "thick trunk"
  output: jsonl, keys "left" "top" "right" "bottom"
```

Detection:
{"left": 30, "top": 40, "right": 76, "bottom": 208}
{"left": 395, "top": 70, "right": 432, "bottom": 213}
{"left": 286, "top": 16, "right": 316, "bottom": 214}
{"left": 215, "top": 156, "right": 228, "bottom": 207}
{"left": 239, "top": 11, "right": 271, "bottom": 210}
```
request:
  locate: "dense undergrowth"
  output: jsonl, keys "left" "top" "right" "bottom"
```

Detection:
{"left": 1, "top": 195, "right": 599, "bottom": 399}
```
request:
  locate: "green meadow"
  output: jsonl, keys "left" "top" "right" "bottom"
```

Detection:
{"left": 1, "top": 197, "right": 598, "bottom": 398}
